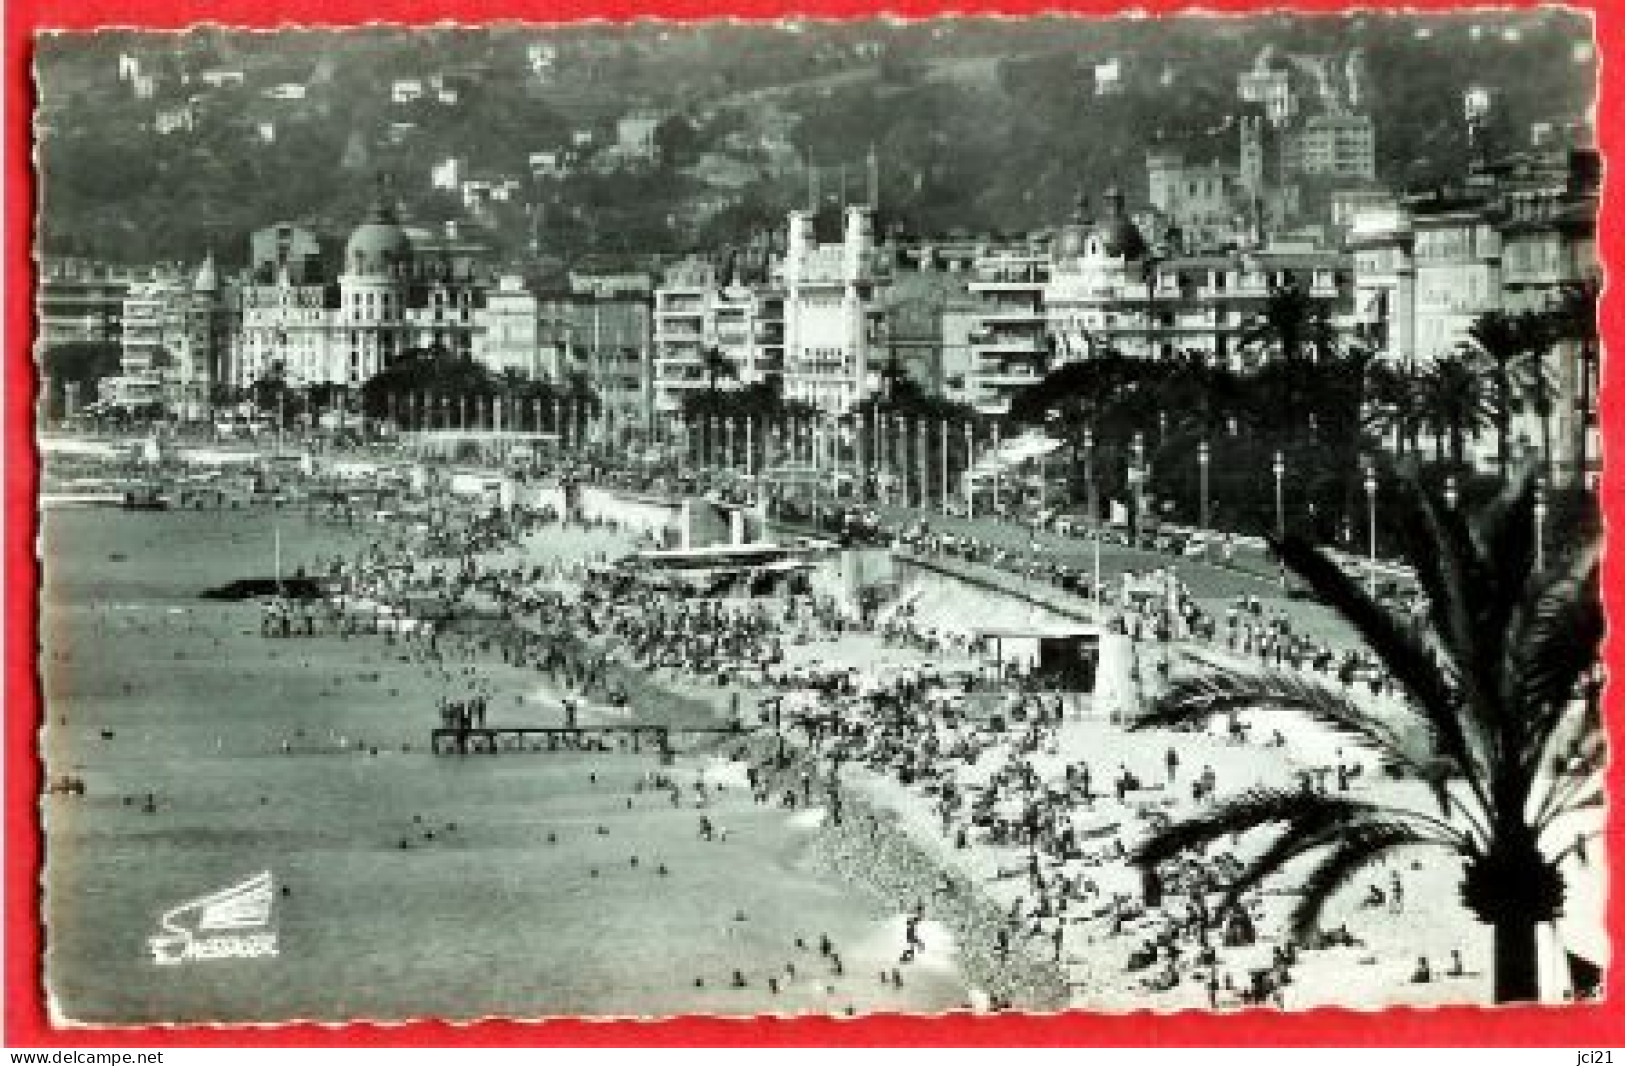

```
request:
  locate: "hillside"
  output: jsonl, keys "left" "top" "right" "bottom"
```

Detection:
{"left": 33, "top": 10, "right": 1596, "bottom": 269}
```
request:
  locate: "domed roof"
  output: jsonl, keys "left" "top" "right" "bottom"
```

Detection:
{"left": 345, "top": 197, "right": 413, "bottom": 277}
{"left": 1054, "top": 223, "right": 1088, "bottom": 260}
{"left": 1053, "top": 191, "right": 1091, "bottom": 260}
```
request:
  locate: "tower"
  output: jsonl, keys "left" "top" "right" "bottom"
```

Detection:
{"left": 785, "top": 210, "right": 811, "bottom": 285}
{"left": 1239, "top": 115, "right": 1266, "bottom": 198}
{"left": 843, "top": 204, "right": 873, "bottom": 283}
{"left": 338, "top": 186, "right": 414, "bottom": 386}
{"left": 1146, "top": 149, "right": 1181, "bottom": 215}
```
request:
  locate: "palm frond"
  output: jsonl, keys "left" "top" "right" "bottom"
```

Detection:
{"left": 1286, "top": 822, "right": 1440, "bottom": 941}
{"left": 1514, "top": 544, "right": 1603, "bottom": 769}
{"left": 1534, "top": 756, "right": 1605, "bottom": 835}
{"left": 1394, "top": 477, "right": 1483, "bottom": 661}
{"left": 1475, "top": 467, "right": 1539, "bottom": 605}
{"left": 1129, "top": 788, "right": 1373, "bottom": 868}
{"left": 1270, "top": 533, "right": 1480, "bottom": 796}
{"left": 1139, "top": 664, "right": 1445, "bottom": 790}
{"left": 1223, "top": 802, "right": 1473, "bottom": 919}
{"left": 1385, "top": 484, "right": 1505, "bottom": 800}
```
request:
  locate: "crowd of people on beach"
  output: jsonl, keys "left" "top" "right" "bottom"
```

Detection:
{"left": 112, "top": 442, "right": 1457, "bottom": 1011}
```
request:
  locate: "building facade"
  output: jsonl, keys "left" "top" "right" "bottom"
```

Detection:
{"left": 236, "top": 197, "right": 490, "bottom": 391}
{"left": 651, "top": 257, "right": 778, "bottom": 418}
{"left": 780, "top": 206, "right": 887, "bottom": 414}
{"left": 965, "top": 249, "right": 1051, "bottom": 414}
{"left": 1349, "top": 146, "right": 1600, "bottom": 473}
{"left": 37, "top": 258, "right": 133, "bottom": 349}
{"left": 1281, "top": 112, "right": 1377, "bottom": 182}
{"left": 542, "top": 292, "right": 654, "bottom": 433}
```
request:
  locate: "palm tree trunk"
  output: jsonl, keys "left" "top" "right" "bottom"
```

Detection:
{"left": 1539, "top": 410, "right": 1554, "bottom": 481}
{"left": 1493, "top": 914, "right": 1542, "bottom": 1003}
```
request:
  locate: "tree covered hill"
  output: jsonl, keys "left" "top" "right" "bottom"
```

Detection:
{"left": 34, "top": 10, "right": 1595, "bottom": 269}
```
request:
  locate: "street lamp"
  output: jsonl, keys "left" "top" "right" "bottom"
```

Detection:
{"left": 1083, "top": 425, "right": 1096, "bottom": 515}
{"left": 1198, "top": 440, "right": 1211, "bottom": 533}
{"left": 1272, "top": 450, "right": 1286, "bottom": 540}
{"left": 1535, "top": 475, "right": 1549, "bottom": 572}
{"left": 1132, "top": 430, "right": 1146, "bottom": 537}
{"left": 1085, "top": 426, "right": 1101, "bottom": 611}
{"left": 1363, "top": 459, "right": 1378, "bottom": 598}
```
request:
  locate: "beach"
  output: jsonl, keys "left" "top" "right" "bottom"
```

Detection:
{"left": 40, "top": 506, "right": 970, "bottom": 1023}
{"left": 37, "top": 468, "right": 1604, "bottom": 1022}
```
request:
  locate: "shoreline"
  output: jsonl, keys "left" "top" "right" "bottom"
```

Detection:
{"left": 41, "top": 505, "right": 986, "bottom": 1022}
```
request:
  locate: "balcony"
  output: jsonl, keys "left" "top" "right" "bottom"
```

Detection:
{"left": 969, "top": 277, "right": 1047, "bottom": 294}
{"left": 976, "top": 372, "right": 1043, "bottom": 390}
{"left": 970, "top": 335, "right": 1045, "bottom": 354}
{"left": 976, "top": 306, "right": 1045, "bottom": 324}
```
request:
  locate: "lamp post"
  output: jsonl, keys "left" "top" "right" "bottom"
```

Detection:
{"left": 991, "top": 422, "right": 1003, "bottom": 516}
{"left": 1363, "top": 460, "right": 1378, "bottom": 598}
{"left": 964, "top": 420, "right": 975, "bottom": 520}
{"left": 1535, "top": 475, "right": 1549, "bottom": 572}
{"left": 1085, "top": 426, "right": 1100, "bottom": 611}
{"left": 1198, "top": 439, "right": 1211, "bottom": 532}
{"left": 916, "top": 418, "right": 927, "bottom": 511}
{"left": 1272, "top": 450, "right": 1285, "bottom": 540}
{"left": 1131, "top": 430, "right": 1145, "bottom": 539}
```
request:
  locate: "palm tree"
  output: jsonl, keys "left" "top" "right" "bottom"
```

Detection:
{"left": 1234, "top": 279, "right": 1340, "bottom": 436}
{"left": 1364, "top": 360, "right": 1424, "bottom": 458}
{"left": 1543, "top": 280, "right": 1600, "bottom": 485}
{"left": 1010, "top": 352, "right": 1136, "bottom": 507}
{"left": 1131, "top": 470, "right": 1602, "bottom": 1003}
{"left": 1462, "top": 311, "right": 1545, "bottom": 477}
{"left": 700, "top": 345, "right": 738, "bottom": 403}
{"left": 1154, "top": 350, "right": 1241, "bottom": 439}
{"left": 1519, "top": 336, "right": 1557, "bottom": 481}
{"left": 1417, "top": 355, "right": 1493, "bottom": 466}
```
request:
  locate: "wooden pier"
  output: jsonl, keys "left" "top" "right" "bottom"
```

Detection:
{"left": 429, "top": 722, "right": 746, "bottom": 757}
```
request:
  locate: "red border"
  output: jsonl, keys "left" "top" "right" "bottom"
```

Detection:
{"left": 7, "top": 0, "right": 1623, "bottom": 1047}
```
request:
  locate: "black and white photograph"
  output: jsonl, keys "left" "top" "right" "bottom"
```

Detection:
{"left": 32, "top": 8, "right": 1606, "bottom": 1025}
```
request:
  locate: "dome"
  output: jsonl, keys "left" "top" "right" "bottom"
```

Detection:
{"left": 345, "top": 198, "right": 413, "bottom": 278}
{"left": 1053, "top": 191, "right": 1091, "bottom": 260}
{"left": 1054, "top": 222, "right": 1089, "bottom": 260}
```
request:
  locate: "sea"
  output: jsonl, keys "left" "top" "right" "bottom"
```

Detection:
{"left": 39, "top": 505, "right": 969, "bottom": 1024}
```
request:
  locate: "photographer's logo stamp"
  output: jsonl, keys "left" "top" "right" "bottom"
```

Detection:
{"left": 148, "top": 870, "right": 279, "bottom": 965}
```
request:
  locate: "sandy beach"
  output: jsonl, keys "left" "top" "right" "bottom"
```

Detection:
{"left": 41, "top": 506, "right": 969, "bottom": 1023}
{"left": 38, "top": 470, "right": 1604, "bottom": 1022}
